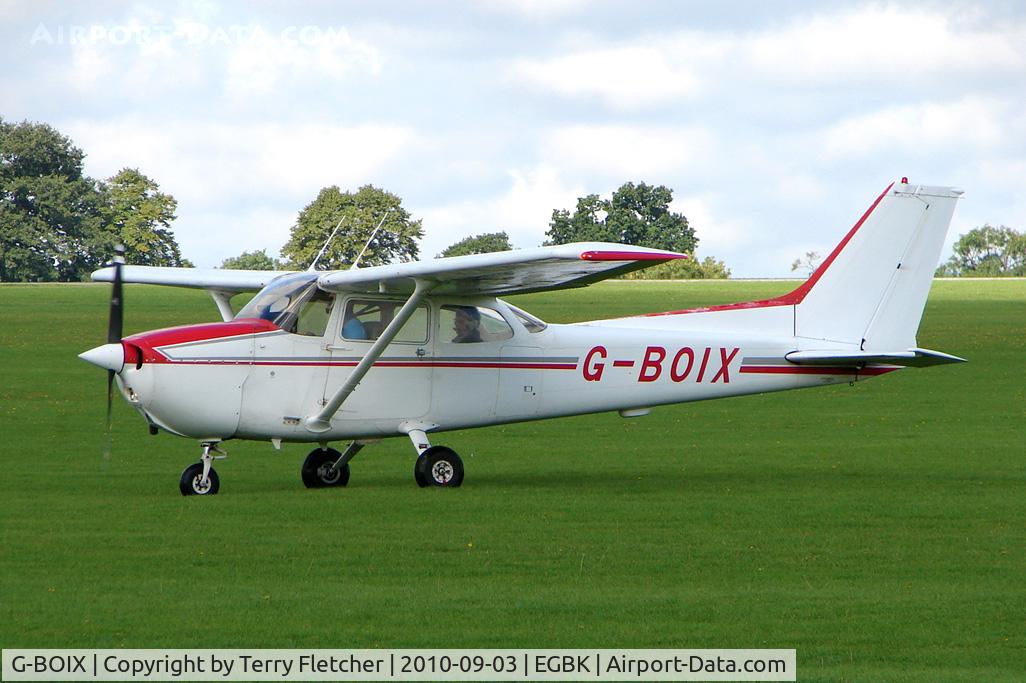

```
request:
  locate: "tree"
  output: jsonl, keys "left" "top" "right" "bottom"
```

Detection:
{"left": 546, "top": 181, "right": 697, "bottom": 253}
{"left": 0, "top": 118, "right": 106, "bottom": 281}
{"left": 99, "top": 168, "right": 187, "bottom": 267}
{"left": 281, "top": 185, "right": 423, "bottom": 270}
{"left": 791, "top": 251, "right": 821, "bottom": 278}
{"left": 1, "top": 119, "right": 190, "bottom": 280}
{"left": 438, "top": 231, "right": 512, "bottom": 258}
{"left": 936, "top": 225, "right": 1026, "bottom": 277}
{"left": 221, "top": 249, "right": 283, "bottom": 270}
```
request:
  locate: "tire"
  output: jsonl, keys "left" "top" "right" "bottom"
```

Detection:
{"left": 180, "top": 462, "right": 220, "bottom": 496}
{"left": 415, "top": 446, "right": 464, "bottom": 488}
{"left": 302, "top": 448, "right": 350, "bottom": 488}
{"left": 414, "top": 461, "right": 429, "bottom": 488}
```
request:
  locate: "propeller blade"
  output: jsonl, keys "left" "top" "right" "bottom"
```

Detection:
{"left": 104, "top": 368, "right": 114, "bottom": 461}
{"left": 103, "top": 245, "right": 125, "bottom": 462}
{"left": 107, "top": 245, "right": 125, "bottom": 344}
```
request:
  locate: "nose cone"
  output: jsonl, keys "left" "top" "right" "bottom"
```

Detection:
{"left": 79, "top": 343, "right": 125, "bottom": 373}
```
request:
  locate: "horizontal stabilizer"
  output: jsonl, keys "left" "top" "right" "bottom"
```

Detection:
{"left": 785, "top": 347, "right": 966, "bottom": 368}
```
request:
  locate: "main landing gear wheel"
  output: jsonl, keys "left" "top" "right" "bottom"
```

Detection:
{"left": 302, "top": 448, "right": 351, "bottom": 488}
{"left": 180, "top": 462, "right": 220, "bottom": 496}
{"left": 415, "top": 446, "right": 464, "bottom": 488}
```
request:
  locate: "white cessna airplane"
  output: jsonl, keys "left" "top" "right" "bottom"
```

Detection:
{"left": 80, "top": 180, "right": 964, "bottom": 495}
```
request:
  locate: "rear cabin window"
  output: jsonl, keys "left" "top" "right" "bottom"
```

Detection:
{"left": 341, "top": 299, "right": 429, "bottom": 343}
{"left": 440, "top": 305, "right": 514, "bottom": 344}
{"left": 507, "top": 304, "right": 548, "bottom": 333}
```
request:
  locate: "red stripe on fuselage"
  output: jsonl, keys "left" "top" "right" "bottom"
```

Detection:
{"left": 123, "top": 318, "right": 280, "bottom": 363}
{"left": 147, "top": 359, "right": 578, "bottom": 370}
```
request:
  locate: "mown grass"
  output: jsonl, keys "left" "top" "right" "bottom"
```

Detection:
{"left": 0, "top": 279, "right": 1023, "bottom": 681}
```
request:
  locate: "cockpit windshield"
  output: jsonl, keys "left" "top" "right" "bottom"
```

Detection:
{"left": 234, "top": 272, "right": 334, "bottom": 335}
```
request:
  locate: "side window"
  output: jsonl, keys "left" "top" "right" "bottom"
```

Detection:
{"left": 295, "top": 290, "right": 336, "bottom": 337}
{"left": 440, "top": 305, "right": 514, "bottom": 344}
{"left": 341, "top": 299, "right": 429, "bottom": 343}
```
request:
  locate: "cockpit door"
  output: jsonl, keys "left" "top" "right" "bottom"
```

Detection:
{"left": 324, "top": 297, "right": 433, "bottom": 422}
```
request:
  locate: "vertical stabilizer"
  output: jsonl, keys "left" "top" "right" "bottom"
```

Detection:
{"left": 794, "top": 181, "right": 961, "bottom": 350}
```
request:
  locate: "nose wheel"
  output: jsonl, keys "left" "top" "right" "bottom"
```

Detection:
{"left": 180, "top": 442, "right": 225, "bottom": 496}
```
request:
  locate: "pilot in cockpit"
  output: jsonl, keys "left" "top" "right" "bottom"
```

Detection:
{"left": 451, "top": 306, "right": 482, "bottom": 343}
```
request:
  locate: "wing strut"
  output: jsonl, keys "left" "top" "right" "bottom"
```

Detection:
{"left": 304, "top": 279, "right": 436, "bottom": 433}
{"left": 207, "top": 290, "right": 235, "bottom": 322}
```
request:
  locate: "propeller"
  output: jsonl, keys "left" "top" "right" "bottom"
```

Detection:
{"left": 104, "top": 245, "right": 125, "bottom": 451}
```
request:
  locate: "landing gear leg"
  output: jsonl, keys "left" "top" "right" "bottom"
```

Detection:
{"left": 180, "top": 442, "right": 226, "bottom": 496}
{"left": 406, "top": 429, "right": 463, "bottom": 488}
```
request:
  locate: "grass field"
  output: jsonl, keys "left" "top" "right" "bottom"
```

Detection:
{"left": 1, "top": 279, "right": 1023, "bottom": 681}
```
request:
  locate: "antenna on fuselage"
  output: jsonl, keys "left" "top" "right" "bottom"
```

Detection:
{"left": 350, "top": 209, "right": 393, "bottom": 270}
{"left": 308, "top": 217, "right": 347, "bottom": 272}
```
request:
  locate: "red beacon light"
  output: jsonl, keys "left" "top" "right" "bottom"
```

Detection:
{"left": 901, "top": 176, "right": 909, "bottom": 184}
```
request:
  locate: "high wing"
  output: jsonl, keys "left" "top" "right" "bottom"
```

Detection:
{"left": 91, "top": 266, "right": 295, "bottom": 293}
{"left": 316, "top": 242, "right": 686, "bottom": 296}
{"left": 91, "top": 266, "right": 297, "bottom": 321}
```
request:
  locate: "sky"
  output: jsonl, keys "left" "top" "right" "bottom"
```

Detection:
{"left": 3, "top": 0, "right": 1025, "bottom": 276}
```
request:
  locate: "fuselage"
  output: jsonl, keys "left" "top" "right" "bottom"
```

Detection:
{"left": 113, "top": 293, "right": 898, "bottom": 442}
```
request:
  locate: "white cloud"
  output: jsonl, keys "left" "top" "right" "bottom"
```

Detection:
{"left": 68, "top": 119, "right": 416, "bottom": 205}
{"left": 183, "top": 205, "right": 298, "bottom": 267}
{"left": 224, "top": 25, "right": 381, "bottom": 97}
{"left": 744, "top": 5, "right": 1026, "bottom": 86}
{"left": 416, "top": 165, "right": 585, "bottom": 256}
{"left": 670, "top": 194, "right": 749, "bottom": 256}
{"left": 55, "top": 7, "right": 382, "bottom": 104}
{"left": 478, "top": 0, "right": 589, "bottom": 20}
{"left": 507, "top": 6, "right": 1026, "bottom": 108}
{"left": 509, "top": 46, "right": 702, "bottom": 108}
{"left": 820, "top": 97, "right": 1007, "bottom": 159}
{"left": 541, "top": 124, "right": 716, "bottom": 180}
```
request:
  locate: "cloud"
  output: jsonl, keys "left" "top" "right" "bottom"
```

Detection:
{"left": 478, "top": 0, "right": 589, "bottom": 20}
{"left": 508, "top": 46, "right": 703, "bottom": 108}
{"left": 223, "top": 25, "right": 381, "bottom": 97}
{"left": 744, "top": 5, "right": 1026, "bottom": 86}
{"left": 541, "top": 124, "right": 716, "bottom": 181}
{"left": 506, "top": 6, "right": 1026, "bottom": 109}
{"left": 45, "top": 6, "right": 383, "bottom": 107}
{"left": 819, "top": 97, "right": 1008, "bottom": 159}
{"left": 67, "top": 118, "right": 416, "bottom": 204}
{"left": 415, "top": 165, "right": 585, "bottom": 256}
{"left": 670, "top": 194, "right": 749, "bottom": 256}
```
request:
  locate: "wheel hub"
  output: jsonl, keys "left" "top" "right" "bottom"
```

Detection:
{"left": 317, "top": 463, "right": 341, "bottom": 484}
{"left": 192, "top": 475, "right": 211, "bottom": 494}
{"left": 431, "top": 460, "right": 453, "bottom": 484}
